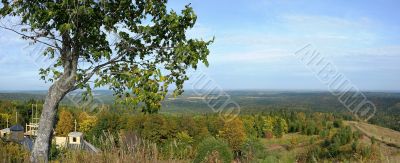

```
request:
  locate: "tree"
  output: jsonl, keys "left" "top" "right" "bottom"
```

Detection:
{"left": 0, "top": 113, "right": 11, "bottom": 128}
{"left": 77, "top": 112, "right": 97, "bottom": 133}
{"left": 55, "top": 109, "right": 74, "bottom": 136}
{"left": 273, "top": 118, "right": 286, "bottom": 138}
{"left": 263, "top": 116, "right": 275, "bottom": 138}
{"left": 90, "top": 111, "right": 121, "bottom": 140}
{"left": 218, "top": 118, "right": 246, "bottom": 152}
{"left": 241, "top": 115, "right": 257, "bottom": 138}
{"left": 193, "top": 137, "right": 233, "bottom": 163}
{"left": 141, "top": 115, "right": 168, "bottom": 143}
{"left": 0, "top": 1, "right": 211, "bottom": 161}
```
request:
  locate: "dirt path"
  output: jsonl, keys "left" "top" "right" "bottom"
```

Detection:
{"left": 345, "top": 121, "right": 400, "bottom": 148}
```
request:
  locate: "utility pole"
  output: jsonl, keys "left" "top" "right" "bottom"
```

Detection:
{"left": 74, "top": 119, "right": 77, "bottom": 132}
{"left": 32, "top": 104, "right": 34, "bottom": 123}
{"left": 35, "top": 104, "right": 38, "bottom": 123}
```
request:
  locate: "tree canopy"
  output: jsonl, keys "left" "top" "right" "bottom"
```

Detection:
{"left": 0, "top": 0, "right": 212, "bottom": 161}
{"left": 0, "top": 0, "right": 212, "bottom": 113}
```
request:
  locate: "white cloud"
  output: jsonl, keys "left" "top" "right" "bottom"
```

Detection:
{"left": 281, "top": 15, "right": 374, "bottom": 30}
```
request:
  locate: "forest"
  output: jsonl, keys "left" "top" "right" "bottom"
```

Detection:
{"left": 0, "top": 95, "right": 396, "bottom": 162}
{"left": 1, "top": 0, "right": 399, "bottom": 162}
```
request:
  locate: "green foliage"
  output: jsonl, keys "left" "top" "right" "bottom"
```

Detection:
{"left": 273, "top": 118, "right": 287, "bottom": 138}
{"left": 333, "top": 119, "right": 344, "bottom": 128}
{"left": 176, "top": 131, "right": 193, "bottom": 145}
{"left": 319, "top": 129, "right": 330, "bottom": 138}
{"left": 193, "top": 137, "right": 233, "bottom": 163}
{"left": 141, "top": 114, "right": 177, "bottom": 143}
{"left": 331, "top": 126, "right": 353, "bottom": 146}
{"left": 0, "top": 99, "right": 394, "bottom": 162}
{"left": 0, "top": 140, "right": 29, "bottom": 162}
{"left": 88, "top": 111, "right": 121, "bottom": 145}
{"left": 0, "top": 0, "right": 212, "bottom": 113}
{"left": 240, "top": 137, "right": 267, "bottom": 161}
{"left": 263, "top": 116, "right": 274, "bottom": 135}
{"left": 241, "top": 116, "right": 257, "bottom": 138}
{"left": 301, "top": 120, "right": 320, "bottom": 135}
{"left": 253, "top": 115, "right": 265, "bottom": 138}
{"left": 49, "top": 143, "right": 65, "bottom": 161}
{"left": 306, "top": 125, "right": 374, "bottom": 162}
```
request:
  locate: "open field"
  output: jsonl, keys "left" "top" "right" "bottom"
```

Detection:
{"left": 346, "top": 121, "right": 400, "bottom": 148}
{"left": 345, "top": 121, "right": 400, "bottom": 162}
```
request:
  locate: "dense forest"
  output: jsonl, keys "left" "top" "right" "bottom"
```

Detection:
{"left": 1, "top": 91, "right": 399, "bottom": 131}
{"left": 0, "top": 94, "right": 397, "bottom": 162}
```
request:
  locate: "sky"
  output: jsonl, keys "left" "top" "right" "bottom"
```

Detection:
{"left": 0, "top": 0, "right": 400, "bottom": 91}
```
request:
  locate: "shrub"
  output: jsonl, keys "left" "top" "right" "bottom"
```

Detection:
{"left": 193, "top": 137, "right": 233, "bottom": 163}
{"left": 240, "top": 137, "right": 266, "bottom": 161}
{"left": 0, "top": 140, "right": 29, "bottom": 162}
{"left": 333, "top": 120, "right": 343, "bottom": 128}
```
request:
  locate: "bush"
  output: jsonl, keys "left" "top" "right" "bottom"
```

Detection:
{"left": 0, "top": 140, "right": 29, "bottom": 162}
{"left": 333, "top": 120, "right": 343, "bottom": 128}
{"left": 240, "top": 138, "right": 266, "bottom": 161}
{"left": 193, "top": 137, "right": 233, "bottom": 163}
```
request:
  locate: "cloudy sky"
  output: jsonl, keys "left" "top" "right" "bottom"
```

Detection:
{"left": 0, "top": 0, "right": 399, "bottom": 91}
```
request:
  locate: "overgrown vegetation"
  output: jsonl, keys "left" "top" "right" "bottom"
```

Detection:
{"left": 1, "top": 98, "right": 394, "bottom": 162}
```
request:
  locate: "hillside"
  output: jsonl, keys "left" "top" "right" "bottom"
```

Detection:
{"left": 2, "top": 90, "right": 400, "bottom": 132}
{"left": 345, "top": 121, "right": 400, "bottom": 162}
{"left": 346, "top": 121, "right": 400, "bottom": 148}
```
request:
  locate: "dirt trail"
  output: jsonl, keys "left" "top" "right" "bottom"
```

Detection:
{"left": 345, "top": 121, "right": 400, "bottom": 148}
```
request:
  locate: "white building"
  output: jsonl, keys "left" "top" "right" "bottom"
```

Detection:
{"left": 54, "top": 136, "right": 68, "bottom": 148}
{"left": 0, "top": 128, "right": 10, "bottom": 138}
{"left": 53, "top": 120, "right": 96, "bottom": 152}
{"left": 68, "top": 131, "right": 83, "bottom": 145}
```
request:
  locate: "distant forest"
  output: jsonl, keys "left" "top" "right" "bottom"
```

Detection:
{"left": 1, "top": 90, "right": 399, "bottom": 131}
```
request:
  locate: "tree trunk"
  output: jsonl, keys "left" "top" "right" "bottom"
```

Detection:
{"left": 30, "top": 77, "right": 74, "bottom": 162}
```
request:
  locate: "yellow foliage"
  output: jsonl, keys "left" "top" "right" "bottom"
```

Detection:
{"left": 55, "top": 109, "right": 74, "bottom": 136}
{"left": 78, "top": 112, "right": 97, "bottom": 133}
{"left": 263, "top": 116, "right": 275, "bottom": 133}
{"left": 218, "top": 118, "right": 246, "bottom": 151}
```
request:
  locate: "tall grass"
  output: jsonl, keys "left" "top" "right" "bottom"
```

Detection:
{"left": 0, "top": 139, "right": 30, "bottom": 163}
{"left": 55, "top": 131, "right": 189, "bottom": 163}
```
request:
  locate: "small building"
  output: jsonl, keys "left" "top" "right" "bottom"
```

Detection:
{"left": 52, "top": 120, "right": 99, "bottom": 153}
{"left": 10, "top": 124, "right": 24, "bottom": 142}
{"left": 0, "top": 128, "right": 10, "bottom": 138}
{"left": 54, "top": 136, "right": 68, "bottom": 148}
{"left": 68, "top": 131, "right": 83, "bottom": 145}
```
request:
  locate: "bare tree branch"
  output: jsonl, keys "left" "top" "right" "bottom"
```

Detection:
{"left": 70, "top": 53, "right": 125, "bottom": 91}
{"left": 0, "top": 25, "right": 60, "bottom": 50}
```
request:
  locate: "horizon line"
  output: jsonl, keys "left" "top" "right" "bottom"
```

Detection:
{"left": 1, "top": 89, "right": 400, "bottom": 93}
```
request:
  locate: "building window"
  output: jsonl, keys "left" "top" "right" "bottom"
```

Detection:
{"left": 73, "top": 137, "right": 77, "bottom": 142}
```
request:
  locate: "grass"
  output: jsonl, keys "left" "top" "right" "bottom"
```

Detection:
{"left": 259, "top": 133, "right": 318, "bottom": 163}
{"left": 51, "top": 131, "right": 189, "bottom": 163}
{"left": 345, "top": 121, "right": 400, "bottom": 147}
{"left": 261, "top": 132, "right": 317, "bottom": 147}
{"left": 0, "top": 139, "right": 30, "bottom": 163}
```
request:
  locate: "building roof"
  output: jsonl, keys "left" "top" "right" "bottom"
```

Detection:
{"left": 68, "top": 132, "right": 83, "bottom": 137}
{"left": 10, "top": 124, "right": 24, "bottom": 131}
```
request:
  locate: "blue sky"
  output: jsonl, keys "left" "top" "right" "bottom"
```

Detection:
{"left": 1, "top": 0, "right": 400, "bottom": 91}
